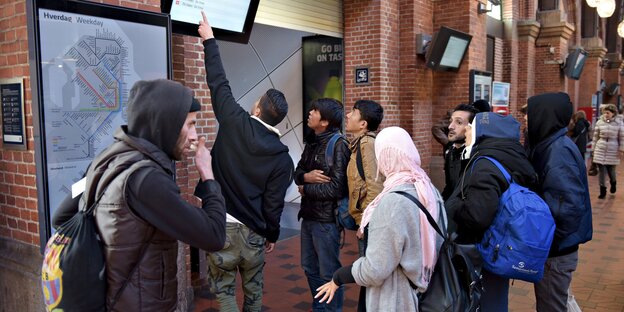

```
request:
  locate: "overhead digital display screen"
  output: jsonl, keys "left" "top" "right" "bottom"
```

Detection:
{"left": 162, "top": 0, "right": 260, "bottom": 43}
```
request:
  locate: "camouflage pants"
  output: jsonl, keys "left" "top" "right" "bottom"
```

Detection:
{"left": 207, "top": 223, "right": 266, "bottom": 312}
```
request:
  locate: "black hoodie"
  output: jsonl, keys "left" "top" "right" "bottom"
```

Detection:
{"left": 204, "top": 39, "right": 294, "bottom": 243}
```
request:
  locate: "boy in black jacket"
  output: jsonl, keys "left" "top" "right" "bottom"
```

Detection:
{"left": 199, "top": 13, "right": 294, "bottom": 312}
{"left": 295, "top": 98, "right": 350, "bottom": 312}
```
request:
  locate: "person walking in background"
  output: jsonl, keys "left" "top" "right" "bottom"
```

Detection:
{"left": 314, "top": 126, "right": 445, "bottom": 312}
{"left": 444, "top": 112, "right": 537, "bottom": 311}
{"left": 52, "top": 79, "right": 227, "bottom": 311}
{"left": 526, "top": 92, "right": 592, "bottom": 312}
{"left": 295, "top": 98, "right": 350, "bottom": 312}
{"left": 571, "top": 110, "right": 591, "bottom": 160}
{"left": 199, "top": 13, "right": 295, "bottom": 312}
{"left": 592, "top": 103, "right": 624, "bottom": 199}
{"left": 344, "top": 99, "right": 385, "bottom": 311}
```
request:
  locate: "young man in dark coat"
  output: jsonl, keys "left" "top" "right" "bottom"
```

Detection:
{"left": 52, "top": 79, "right": 227, "bottom": 311}
{"left": 199, "top": 13, "right": 295, "bottom": 312}
{"left": 441, "top": 104, "right": 479, "bottom": 200}
{"left": 295, "top": 98, "right": 350, "bottom": 312}
{"left": 445, "top": 112, "right": 537, "bottom": 312}
{"left": 527, "top": 92, "right": 592, "bottom": 312}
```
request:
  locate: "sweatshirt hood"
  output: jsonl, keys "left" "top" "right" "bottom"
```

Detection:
{"left": 469, "top": 112, "right": 536, "bottom": 186}
{"left": 126, "top": 79, "right": 194, "bottom": 159}
{"left": 472, "top": 112, "right": 520, "bottom": 145}
{"left": 527, "top": 92, "right": 573, "bottom": 147}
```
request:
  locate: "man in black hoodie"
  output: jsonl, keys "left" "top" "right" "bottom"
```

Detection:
{"left": 52, "top": 79, "right": 227, "bottom": 311}
{"left": 199, "top": 13, "right": 295, "bottom": 312}
{"left": 527, "top": 92, "right": 592, "bottom": 312}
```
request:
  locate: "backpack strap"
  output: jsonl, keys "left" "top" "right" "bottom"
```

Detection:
{"left": 325, "top": 132, "right": 345, "bottom": 169}
{"left": 355, "top": 134, "right": 375, "bottom": 181}
{"left": 394, "top": 191, "right": 447, "bottom": 291}
{"left": 472, "top": 156, "right": 512, "bottom": 184}
{"left": 394, "top": 191, "right": 446, "bottom": 239}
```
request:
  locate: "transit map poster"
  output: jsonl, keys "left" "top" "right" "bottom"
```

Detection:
{"left": 31, "top": 1, "right": 170, "bottom": 239}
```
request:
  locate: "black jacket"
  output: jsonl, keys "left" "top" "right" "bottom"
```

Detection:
{"left": 445, "top": 119, "right": 537, "bottom": 244}
{"left": 572, "top": 118, "right": 590, "bottom": 156}
{"left": 204, "top": 39, "right": 294, "bottom": 242}
{"left": 295, "top": 131, "right": 351, "bottom": 223}
{"left": 442, "top": 143, "right": 467, "bottom": 200}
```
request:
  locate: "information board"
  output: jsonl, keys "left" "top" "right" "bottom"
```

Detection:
{"left": 29, "top": 0, "right": 171, "bottom": 241}
{"left": 0, "top": 78, "right": 26, "bottom": 150}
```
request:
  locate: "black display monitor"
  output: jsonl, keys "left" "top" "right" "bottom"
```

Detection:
{"left": 161, "top": 0, "right": 260, "bottom": 43}
{"left": 425, "top": 26, "right": 472, "bottom": 72}
{"left": 563, "top": 48, "right": 588, "bottom": 80}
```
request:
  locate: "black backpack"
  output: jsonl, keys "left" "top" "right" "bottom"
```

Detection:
{"left": 396, "top": 191, "right": 483, "bottom": 312}
{"left": 41, "top": 191, "right": 107, "bottom": 311}
{"left": 42, "top": 166, "right": 155, "bottom": 311}
{"left": 325, "top": 132, "right": 357, "bottom": 230}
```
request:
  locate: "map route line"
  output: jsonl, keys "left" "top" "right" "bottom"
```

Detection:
{"left": 76, "top": 71, "right": 115, "bottom": 108}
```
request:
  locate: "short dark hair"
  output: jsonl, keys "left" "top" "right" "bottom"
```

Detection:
{"left": 453, "top": 103, "right": 479, "bottom": 123}
{"left": 472, "top": 99, "right": 491, "bottom": 113}
{"left": 259, "top": 89, "right": 288, "bottom": 126}
{"left": 310, "top": 98, "right": 344, "bottom": 131}
{"left": 354, "top": 100, "right": 384, "bottom": 131}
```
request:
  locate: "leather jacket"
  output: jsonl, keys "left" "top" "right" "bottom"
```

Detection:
{"left": 295, "top": 130, "right": 351, "bottom": 223}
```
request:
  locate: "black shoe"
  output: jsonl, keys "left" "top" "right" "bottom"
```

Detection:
{"left": 599, "top": 186, "right": 607, "bottom": 199}
{"left": 611, "top": 182, "right": 617, "bottom": 194}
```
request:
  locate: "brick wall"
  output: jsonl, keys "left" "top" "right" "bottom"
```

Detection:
{"left": 344, "top": 0, "right": 401, "bottom": 129}
{"left": 0, "top": 0, "right": 38, "bottom": 245}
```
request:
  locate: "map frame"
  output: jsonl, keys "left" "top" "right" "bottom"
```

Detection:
{"left": 27, "top": 0, "right": 172, "bottom": 251}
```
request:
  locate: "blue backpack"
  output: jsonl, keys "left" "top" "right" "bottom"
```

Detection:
{"left": 473, "top": 156, "right": 555, "bottom": 283}
{"left": 326, "top": 133, "right": 357, "bottom": 231}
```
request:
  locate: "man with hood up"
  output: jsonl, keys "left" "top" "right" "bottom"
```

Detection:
{"left": 52, "top": 79, "right": 227, "bottom": 311}
{"left": 198, "top": 13, "right": 295, "bottom": 312}
{"left": 527, "top": 92, "right": 592, "bottom": 312}
{"left": 445, "top": 112, "right": 537, "bottom": 311}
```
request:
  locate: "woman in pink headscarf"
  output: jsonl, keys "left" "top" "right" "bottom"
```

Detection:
{"left": 315, "top": 126, "right": 446, "bottom": 311}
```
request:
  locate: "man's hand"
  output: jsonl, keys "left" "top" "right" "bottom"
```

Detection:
{"left": 304, "top": 170, "right": 331, "bottom": 184}
{"left": 198, "top": 11, "right": 214, "bottom": 41}
{"left": 265, "top": 241, "right": 275, "bottom": 253}
{"left": 298, "top": 185, "right": 304, "bottom": 196}
{"left": 195, "top": 137, "right": 214, "bottom": 181}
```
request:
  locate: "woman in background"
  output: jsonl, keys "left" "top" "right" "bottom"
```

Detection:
{"left": 592, "top": 104, "right": 624, "bottom": 199}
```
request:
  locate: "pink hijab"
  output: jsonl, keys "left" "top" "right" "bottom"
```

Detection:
{"left": 359, "top": 126, "right": 439, "bottom": 285}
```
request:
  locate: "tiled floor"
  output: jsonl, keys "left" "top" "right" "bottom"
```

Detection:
{"left": 192, "top": 165, "right": 624, "bottom": 312}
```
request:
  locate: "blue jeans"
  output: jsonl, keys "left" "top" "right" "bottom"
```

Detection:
{"left": 534, "top": 251, "right": 578, "bottom": 312}
{"left": 480, "top": 269, "right": 509, "bottom": 312}
{"left": 301, "top": 219, "right": 344, "bottom": 312}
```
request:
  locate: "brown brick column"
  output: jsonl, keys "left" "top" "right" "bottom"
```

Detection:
{"left": 515, "top": 21, "right": 540, "bottom": 115}
{"left": 534, "top": 11, "right": 575, "bottom": 94}
{"left": 578, "top": 38, "right": 607, "bottom": 108}
{"left": 601, "top": 53, "right": 621, "bottom": 105}
{"left": 344, "top": 0, "right": 401, "bottom": 128}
